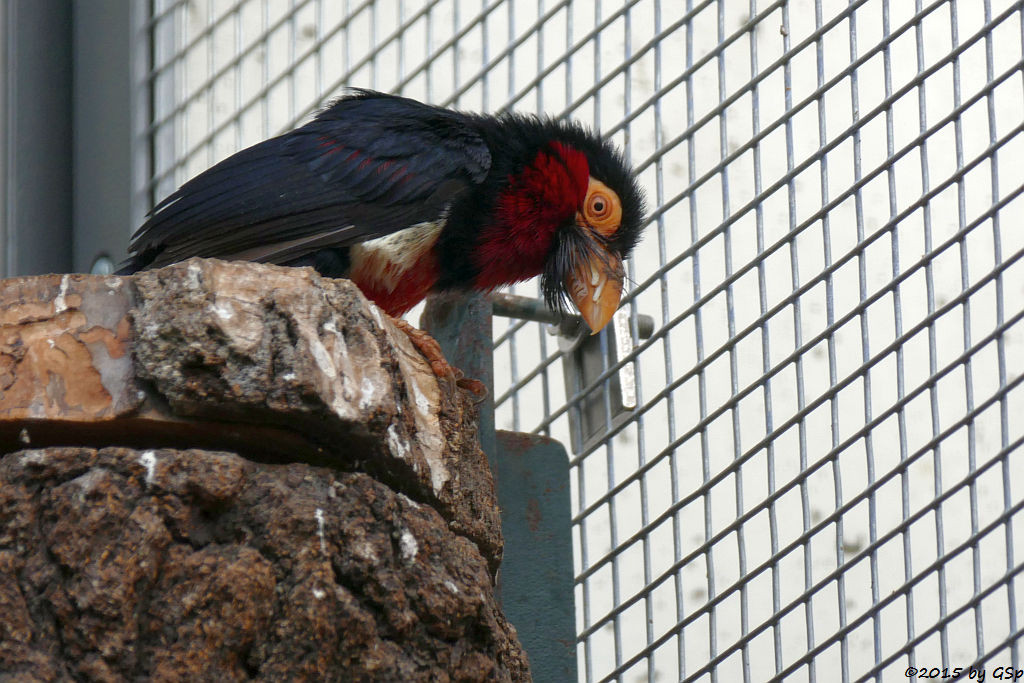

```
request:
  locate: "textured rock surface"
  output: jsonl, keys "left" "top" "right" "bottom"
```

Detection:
{"left": 0, "top": 446, "right": 529, "bottom": 681}
{"left": 0, "top": 259, "right": 501, "bottom": 568}
{"left": 0, "top": 260, "right": 527, "bottom": 681}
{"left": 0, "top": 272, "right": 138, "bottom": 421}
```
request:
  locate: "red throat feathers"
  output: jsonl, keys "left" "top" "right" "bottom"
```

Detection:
{"left": 470, "top": 142, "right": 590, "bottom": 291}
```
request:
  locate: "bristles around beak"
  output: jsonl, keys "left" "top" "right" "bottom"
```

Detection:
{"left": 566, "top": 247, "right": 625, "bottom": 334}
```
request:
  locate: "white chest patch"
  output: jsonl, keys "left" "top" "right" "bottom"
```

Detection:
{"left": 350, "top": 219, "right": 445, "bottom": 293}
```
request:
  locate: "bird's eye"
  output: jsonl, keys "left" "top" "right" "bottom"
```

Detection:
{"left": 582, "top": 177, "right": 623, "bottom": 236}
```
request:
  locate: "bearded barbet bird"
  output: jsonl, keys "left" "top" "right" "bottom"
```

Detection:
{"left": 123, "top": 90, "right": 646, "bottom": 389}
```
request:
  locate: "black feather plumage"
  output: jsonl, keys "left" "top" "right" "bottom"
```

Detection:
{"left": 124, "top": 90, "right": 491, "bottom": 272}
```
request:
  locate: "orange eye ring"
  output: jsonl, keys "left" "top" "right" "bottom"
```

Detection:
{"left": 588, "top": 192, "right": 613, "bottom": 220}
{"left": 582, "top": 177, "right": 622, "bottom": 236}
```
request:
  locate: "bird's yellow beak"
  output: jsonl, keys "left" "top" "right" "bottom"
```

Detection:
{"left": 565, "top": 245, "right": 624, "bottom": 334}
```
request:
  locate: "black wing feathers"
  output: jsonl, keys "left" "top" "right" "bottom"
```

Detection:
{"left": 125, "top": 91, "right": 491, "bottom": 271}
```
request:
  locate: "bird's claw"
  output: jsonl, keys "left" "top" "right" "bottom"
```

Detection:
{"left": 388, "top": 316, "right": 489, "bottom": 401}
{"left": 455, "top": 377, "right": 488, "bottom": 402}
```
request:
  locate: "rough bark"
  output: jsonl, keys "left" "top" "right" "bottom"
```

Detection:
{"left": 0, "top": 260, "right": 529, "bottom": 681}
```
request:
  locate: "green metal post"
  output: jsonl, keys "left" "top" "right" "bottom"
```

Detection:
{"left": 422, "top": 294, "right": 577, "bottom": 682}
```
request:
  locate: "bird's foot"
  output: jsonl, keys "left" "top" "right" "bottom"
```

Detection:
{"left": 387, "top": 317, "right": 488, "bottom": 400}
{"left": 456, "top": 376, "right": 489, "bottom": 401}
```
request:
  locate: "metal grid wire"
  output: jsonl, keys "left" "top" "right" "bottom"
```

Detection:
{"left": 143, "top": 0, "right": 1024, "bottom": 680}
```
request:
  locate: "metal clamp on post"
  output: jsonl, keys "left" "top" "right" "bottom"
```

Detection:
{"left": 490, "top": 293, "right": 654, "bottom": 453}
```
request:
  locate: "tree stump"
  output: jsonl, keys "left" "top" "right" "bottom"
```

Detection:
{"left": 0, "top": 259, "right": 530, "bottom": 681}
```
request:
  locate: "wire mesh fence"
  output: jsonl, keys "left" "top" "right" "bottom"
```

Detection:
{"left": 144, "top": 0, "right": 1024, "bottom": 680}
